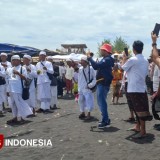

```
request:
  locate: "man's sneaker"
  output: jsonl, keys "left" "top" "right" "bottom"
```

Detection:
{"left": 107, "top": 119, "right": 111, "bottom": 125}
{"left": 98, "top": 119, "right": 110, "bottom": 124}
{"left": 98, "top": 119, "right": 111, "bottom": 129}
{"left": 98, "top": 121, "right": 103, "bottom": 124}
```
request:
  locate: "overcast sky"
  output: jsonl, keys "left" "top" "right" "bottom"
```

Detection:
{"left": 0, "top": 0, "right": 160, "bottom": 57}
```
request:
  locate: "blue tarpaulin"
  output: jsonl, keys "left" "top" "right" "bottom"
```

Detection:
{"left": 0, "top": 43, "right": 40, "bottom": 56}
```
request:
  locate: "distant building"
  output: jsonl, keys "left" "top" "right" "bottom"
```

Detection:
{"left": 43, "top": 49, "right": 60, "bottom": 56}
{"left": 61, "top": 44, "right": 87, "bottom": 54}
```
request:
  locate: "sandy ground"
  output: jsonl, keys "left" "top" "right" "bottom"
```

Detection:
{"left": 0, "top": 92, "right": 160, "bottom": 160}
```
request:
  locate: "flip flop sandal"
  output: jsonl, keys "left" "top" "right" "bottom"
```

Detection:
{"left": 124, "top": 118, "right": 135, "bottom": 122}
{"left": 132, "top": 133, "right": 146, "bottom": 139}
{"left": 127, "top": 128, "right": 140, "bottom": 132}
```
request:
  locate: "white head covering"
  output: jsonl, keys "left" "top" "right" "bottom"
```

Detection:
{"left": 81, "top": 55, "right": 88, "bottom": 62}
{"left": 11, "top": 55, "right": 20, "bottom": 61}
{"left": 23, "top": 55, "right": 32, "bottom": 60}
{"left": 0, "top": 52, "right": 7, "bottom": 57}
{"left": 66, "top": 58, "right": 72, "bottom": 62}
{"left": 39, "top": 51, "right": 46, "bottom": 55}
{"left": 46, "top": 56, "right": 53, "bottom": 60}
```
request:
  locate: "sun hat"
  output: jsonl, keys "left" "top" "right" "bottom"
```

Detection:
{"left": 100, "top": 44, "right": 112, "bottom": 54}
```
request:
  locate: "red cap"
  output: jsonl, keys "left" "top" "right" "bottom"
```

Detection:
{"left": 100, "top": 44, "right": 112, "bottom": 54}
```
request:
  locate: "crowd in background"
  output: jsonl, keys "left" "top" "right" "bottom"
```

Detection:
{"left": 0, "top": 32, "right": 160, "bottom": 139}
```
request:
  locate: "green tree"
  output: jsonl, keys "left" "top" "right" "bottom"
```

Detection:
{"left": 97, "top": 37, "right": 129, "bottom": 57}
{"left": 112, "top": 36, "right": 129, "bottom": 53}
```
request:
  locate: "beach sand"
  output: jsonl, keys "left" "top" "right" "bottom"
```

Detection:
{"left": 0, "top": 92, "right": 160, "bottom": 160}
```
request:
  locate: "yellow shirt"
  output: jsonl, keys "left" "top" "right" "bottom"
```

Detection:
{"left": 112, "top": 70, "right": 122, "bottom": 86}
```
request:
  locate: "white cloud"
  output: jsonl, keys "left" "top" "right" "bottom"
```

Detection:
{"left": 0, "top": 0, "right": 160, "bottom": 57}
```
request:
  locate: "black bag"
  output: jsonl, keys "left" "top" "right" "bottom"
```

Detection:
{"left": 20, "top": 67, "right": 29, "bottom": 100}
{"left": 41, "top": 62, "right": 53, "bottom": 80}
{"left": 22, "top": 88, "right": 29, "bottom": 100}
{"left": 0, "top": 67, "right": 6, "bottom": 85}
{"left": 46, "top": 72, "right": 53, "bottom": 80}
{"left": 89, "top": 83, "right": 96, "bottom": 92}
{"left": 0, "top": 77, "right": 6, "bottom": 85}
{"left": 83, "top": 67, "right": 96, "bottom": 92}
{"left": 50, "top": 76, "right": 57, "bottom": 86}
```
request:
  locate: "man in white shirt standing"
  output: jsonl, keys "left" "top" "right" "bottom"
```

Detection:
{"left": 23, "top": 55, "right": 37, "bottom": 115}
{"left": 58, "top": 61, "right": 66, "bottom": 97}
{"left": 0, "top": 52, "right": 12, "bottom": 109}
{"left": 46, "top": 56, "right": 59, "bottom": 110}
{"left": 36, "top": 51, "right": 54, "bottom": 113}
{"left": 7, "top": 55, "right": 33, "bottom": 124}
{"left": 65, "top": 59, "right": 74, "bottom": 97}
{"left": 122, "top": 40, "right": 152, "bottom": 139}
{"left": 0, "top": 63, "right": 6, "bottom": 116}
{"left": 78, "top": 56, "right": 96, "bottom": 120}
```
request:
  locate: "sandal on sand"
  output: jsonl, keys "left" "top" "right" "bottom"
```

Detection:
{"left": 7, "top": 118, "right": 17, "bottom": 124}
{"left": 132, "top": 133, "right": 146, "bottom": 139}
{"left": 85, "top": 116, "right": 92, "bottom": 120}
{"left": 127, "top": 128, "right": 140, "bottom": 132}
{"left": 124, "top": 118, "right": 135, "bottom": 122}
{"left": 79, "top": 113, "right": 86, "bottom": 119}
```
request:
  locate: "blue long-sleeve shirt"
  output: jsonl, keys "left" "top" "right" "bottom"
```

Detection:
{"left": 88, "top": 56, "right": 114, "bottom": 86}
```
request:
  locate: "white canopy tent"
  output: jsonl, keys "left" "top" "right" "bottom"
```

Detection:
{"left": 52, "top": 53, "right": 85, "bottom": 62}
{"left": 52, "top": 53, "right": 102, "bottom": 62}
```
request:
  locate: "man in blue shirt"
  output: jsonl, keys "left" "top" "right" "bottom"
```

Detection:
{"left": 87, "top": 44, "right": 114, "bottom": 128}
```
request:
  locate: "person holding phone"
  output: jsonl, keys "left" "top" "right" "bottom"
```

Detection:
{"left": 124, "top": 48, "right": 129, "bottom": 57}
{"left": 151, "top": 32, "right": 160, "bottom": 67}
{"left": 87, "top": 44, "right": 114, "bottom": 128}
{"left": 151, "top": 32, "right": 160, "bottom": 104}
{"left": 121, "top": 40, "right": 152, "bottom": 139}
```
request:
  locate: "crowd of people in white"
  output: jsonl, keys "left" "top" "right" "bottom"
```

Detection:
{"left": 0, "top": 33, "right": 160, "bottom": 140}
